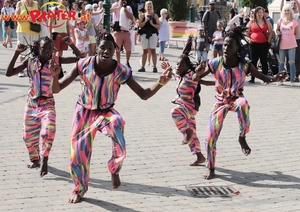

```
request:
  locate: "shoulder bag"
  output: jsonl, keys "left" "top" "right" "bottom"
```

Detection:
{"left": 256, "top": 21, "right": 270, "bottom": 48}
{"left": 24, "top": 2, "right": 41, "bottom": 33}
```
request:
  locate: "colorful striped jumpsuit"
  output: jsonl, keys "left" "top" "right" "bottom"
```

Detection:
{"left": 206, "top": 57, "right": 251, "bottom": 170}
{"left": 171, "top": 71, "right": 202, "bottom": 154}
{"left": 70, "top": 56, "right": 132, "bottom": 197}
{"left": 23, "top": 57, "right": 58, "bottom": 163}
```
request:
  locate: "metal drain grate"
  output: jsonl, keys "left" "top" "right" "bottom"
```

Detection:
{"left": 186, "top": 185, "right": 239, "bottom": 197}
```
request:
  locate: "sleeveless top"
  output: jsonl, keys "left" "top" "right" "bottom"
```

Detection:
{"left": 17, "top": 1, "right": 39, "bottom": 34}
{"left": 208, "top": 57, "right": 250, "bottom": 101}
{"left": 26, "top": 56, "right": 60, "bottom": 99}
{"left": 140, "top": 14, "right": 158, "bottom": 35}
{"left": 77, "top": 56, "right": 132, "bottom": 110}
{"left": 172, "top": 71, "right": 201, "bottom": 111}
{"left": 250, "top": 20, "right": 268, "bottom": 43}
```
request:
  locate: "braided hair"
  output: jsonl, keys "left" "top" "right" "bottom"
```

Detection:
{"left": 95, "top": 31, "right": 119, "bottom": 50}
{"left": 179, "top": 35, "right": 197, "bottom": 73}
{"left": 24, "top": 36, "right": 53, "bottom": 58}
{"left": 224, "top": 26, "right": 249, "bottom": 58}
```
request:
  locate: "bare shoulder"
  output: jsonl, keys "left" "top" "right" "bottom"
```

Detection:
{"left": 16, "top": 1, "right": 22, "bottom": 7}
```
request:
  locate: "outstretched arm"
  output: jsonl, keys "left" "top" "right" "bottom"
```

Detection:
{"left": 199, "top": 79, "right": 215, "bottom": 86}
{"left": 249, "top": 63, "right": 286, "bottom": 83}
{"left": 127, "top": 67, "right": 172, "bottom": 100}
{"left": 59, "top": 37, "right": 82, "bottom": 64}
{"left": 51, "top": 62, "right": 79, "bottom": 93}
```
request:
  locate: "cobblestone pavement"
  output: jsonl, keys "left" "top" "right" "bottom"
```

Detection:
{"left": 1, "top": 27, "right": 300, "bottom": 211}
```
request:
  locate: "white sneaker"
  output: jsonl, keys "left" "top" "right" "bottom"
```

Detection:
{"left": 18, "top": 71, "right": 25, "bottom": 77}
{"left": 291, "top": 82, "right": 295, "bottom": 87}
{"left": 277, "top": 81, "right": 283, "bottom": 86}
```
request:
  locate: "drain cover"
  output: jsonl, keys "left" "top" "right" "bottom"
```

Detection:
{"left": 186, "top": 185, "right": 239, "bottom": 197}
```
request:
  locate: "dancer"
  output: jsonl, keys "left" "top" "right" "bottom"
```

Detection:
{"left": 161, "top": 36, "right": 213, "bottom": 166}
{"left": 50, "top": 32, "right": 172, "bottom": 203}
{"left": 5, "top": 36, "right": 82, "bottom": 177}
{"left": 199, "top": 27, "right": 286, "bottom": 180}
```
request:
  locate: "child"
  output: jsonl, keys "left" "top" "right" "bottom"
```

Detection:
{"left": 198, "top": 27, "right": 286, "bottom": 180}
{"left": 194, "top": 25, "right": 208, "bottom": 65}
{"left": 75, "top": 20, "right": 89, "bottom": 57}
{"left": 5, "top": 36, "right": 82, "bottom": 178}
{"left": 50, "top": 32, "right": 172, "bottom": 203}
{"left": 212, "top": 21, "right": 224, "bottom": 58}
{"left": 161, "top": 36, "right": 213, "bottom": 166}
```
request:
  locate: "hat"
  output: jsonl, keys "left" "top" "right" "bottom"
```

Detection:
{"left": 85, "top": 4, "right": 93, "bottom": 11}
{"left": 197, "top": 25, "right": 204, "bottom": 30}
{"left": 209, "top": 0, "right": 216, "bottom": 5}
{"left": 92, "top": 3, "right": 98, "bottom": 8}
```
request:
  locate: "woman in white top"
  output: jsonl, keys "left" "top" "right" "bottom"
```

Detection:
{"left": 75, "top": 20, "right": 89, "bottom": 57}
{"left": 1, "top": 0, "right": 15, "bottom": 48}
{"left": 158, "top": 8, "right": 169, "bottom": 61}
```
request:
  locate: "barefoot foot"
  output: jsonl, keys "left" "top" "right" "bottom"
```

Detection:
{"left": 27, "top": 159, "right": 40, "bottom": 169}
{"left": 182, "top": 128, "right": 193, "bottom": 145}
{"left": 68, "top": 193, "right": 82, "bottom": 203}
{"left": 111, "top": 173, "right": 121, "bottom": 189}
{"left": 40, "top": 156, "right": 48, "bottom": 177}
{"left": 239, "top": 136, "right": 251, "bottom": 156}
{"left": 203, "top": 169, "right": 215, "bottom": 180}
{"left": 190, "top": 152, "right": 206, "bottom": 166}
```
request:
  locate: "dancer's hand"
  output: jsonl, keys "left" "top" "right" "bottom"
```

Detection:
{"left": 161, "top": 61, "right": 172, "bottom": 71}
{"left": 62, "top": 36, "right": 73, "bottom": 45}
{"left": 274, "top": 70, "right": 287, "bottom": 82}
{"left": 195, "top": 60, "right": 206, "bottom": 76}
{"left": 49, "top": 55, "right": 61, "bottom": 77}
{"left": 158, "top": 68, "right": 172, "bottom": 85}
{"left": 15, "top": 44, "right": 27, "bottom": 53}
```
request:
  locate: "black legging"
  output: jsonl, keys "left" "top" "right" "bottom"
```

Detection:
{"left": 250, "top": 41, "right": 269, "bottom": 81}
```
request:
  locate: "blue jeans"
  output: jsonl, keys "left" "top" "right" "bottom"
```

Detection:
{"left": 279, "top": 48, "right": 296, "bottom": 82}
{"left": 159, "top": 41, "right": 166, "bottom": 53}
{"left": 196, "top": 50, "right": 208, "bottom": 61}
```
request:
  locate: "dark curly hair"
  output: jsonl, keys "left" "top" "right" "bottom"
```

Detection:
{"left": 179, "top": 35, "right": 197, "bottom": 73}
{"left": 224, "top": 26, "right": 249, "bottom": 58}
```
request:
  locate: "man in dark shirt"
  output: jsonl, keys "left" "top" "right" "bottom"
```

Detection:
{"left": 229, "top": 2, "right": 238, "bottom": 20}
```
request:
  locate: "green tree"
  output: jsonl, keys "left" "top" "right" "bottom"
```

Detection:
{"left": 242, "top": 0, "right": 267, "bottom": 9}
{"left": 151, "top": 0, "right": 168, "bottom": 16}
{"left": 167, "top": 0, "right": 188, "bottom": 21}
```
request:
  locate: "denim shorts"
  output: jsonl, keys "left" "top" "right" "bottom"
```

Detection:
{"left": 212, "top": 43, "right": 223, "bottom": 52}
{"left": 196, "top": 50, "right": 208, "bottom": 61}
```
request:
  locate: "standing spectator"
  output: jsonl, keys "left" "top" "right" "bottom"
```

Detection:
{"left": 70, "top": 2, "right": 79, "bottom": 43}
{"left": 138, "top": 1, "right": 160, "bottom": 73}
{"left": 75, "top": 20, "right": 89, "bottom": 57}
{"left": 280, "top": 0, "right": 300, "bottom": 82}
{"left": 158, "top": 8, "right": 169, "bottom": 61}
{"left": 92, "top": 3, "right": 102, "bottom": 35}
{"left": 246, "top": 6, "right": 273, "bottom": 84}
{"left": 15, "top": 0, "right": 39, "bottom": 77}
{"left": 85, "top": 4, "right": 96, "bottom": 56}
{"left": 49, "top": 0, "right": 70, "bottom": 57}
{"left": 202, "top": 0, "right": 221, "bottom": 48}
{"left": 264, "top": 8, "right": 274, "bottom": 28}
{"left": 228, "top": 8, "right": 249, "bottom": 28}
{"left": 110, "top": 0, "right": 134, "bottom": 68}
{"left": 1, "top": 0, "right": 14, "bottom": 48}
{"left": 194, "top": 25, "right": 208, "bottom": 64}
{"left": 229, "top": 2, "right": 238, "bottom": 20}
{"left": 212, "top": 21, "right": 224, "bottom": 58}
{"left": 276, "top": 4, "right": 298, "bottom": 87}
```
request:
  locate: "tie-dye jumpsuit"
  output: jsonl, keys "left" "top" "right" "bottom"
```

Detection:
{"left": 170, "top": 71, "right": 202, "bottom": 155}
{"left": 205, "top": 57, "right": 251, "bottom": 170}
{"left": 70, "top": 56, "right": 132, "bottom": 197}
{"left": 23, "top": 57, "right": 59, "bottom": 163}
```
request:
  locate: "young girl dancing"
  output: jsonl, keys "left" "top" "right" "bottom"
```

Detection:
{"left": 161, "top": 36, "right": 213, "bottom": 166}
{"left": 5, "top": 36, "right": 82, "bottom": 177}
{"left": 50, "top": 32, "right": 172, "bottom": 204}
{"left": 198, "top": 27, "right": 286, "bottom": 180}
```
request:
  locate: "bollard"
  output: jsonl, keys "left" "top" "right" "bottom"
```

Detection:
{"left": 102, "top": 0, "right": 111, "bottom": 32}
{"left": 189, "top": 4, "right": 195, "bottom": 23}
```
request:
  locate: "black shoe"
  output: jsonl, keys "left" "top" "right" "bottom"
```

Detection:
{"left": 126, "top": 62, "right": 132, "bottom": 69}
{"left": 248, "top": 79, "right": 255, "bottom": 84}
{"left": 153, "top": 67, "right": 158, "bottom": 73}
{"left": 138, "top": 67, "right": 145, "bottom": 72}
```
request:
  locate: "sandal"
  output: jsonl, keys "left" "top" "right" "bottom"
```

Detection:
{"left": 161, "top": 57, "right": 168, "bottom": 61}
{"left": 2, "top": 43, "right": 7, "bottom": 48}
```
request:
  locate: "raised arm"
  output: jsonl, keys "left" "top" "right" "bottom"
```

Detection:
{"left": 59, "top": 37, "right": 83, "bottom": 64}
{"left": 6, "top": 44, "right": 28, "bottom": 77}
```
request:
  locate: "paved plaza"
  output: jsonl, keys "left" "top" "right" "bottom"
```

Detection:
{"left": 1, "top": 31, "right": 300, "bottom": 211}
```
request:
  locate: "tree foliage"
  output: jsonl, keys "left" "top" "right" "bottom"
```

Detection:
{"left": 242, "top": 0, "right": 267, "bottom": 10}
{"left": 167, "top": 0, "right": 188, "bottom": 21}
{"left": 151, "top": 0, "right": 168, "bottom": 17}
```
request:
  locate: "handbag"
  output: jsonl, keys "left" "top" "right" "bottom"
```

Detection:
{"left": 24, "top": 3, "right": 41, "bottom": 33}
{"left": 273, "top": 34, "right": 281, "bottom": 51}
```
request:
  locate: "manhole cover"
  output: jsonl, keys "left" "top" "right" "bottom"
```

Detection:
{"left": 186, "top": 185, "right": 240, "bottom": 197}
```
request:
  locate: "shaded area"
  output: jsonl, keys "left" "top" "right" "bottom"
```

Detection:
{"left": 81, "top": 198, "right": 140, "bottom": 212}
